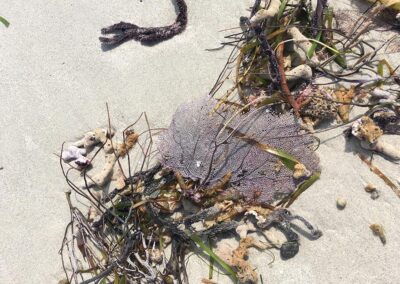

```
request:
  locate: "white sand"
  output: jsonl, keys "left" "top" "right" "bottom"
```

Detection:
{"left": 0, "top": 1, "right": 247, "bottom": 282}
{"left": 0, "top": 0, "right": 399, "bottom": 283}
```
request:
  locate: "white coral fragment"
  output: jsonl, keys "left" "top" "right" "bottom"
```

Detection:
{"left": 250, "top": 0, "right": 281, "bottom": 25}
{"left": 287, "top": 27, "right": 319, "bottom": 66}
{"left": 361, "top": 139, "right": 400, "bottom": 161}
{"left": 285, "top": 64, "right": 313, "bottom": 83}
{"left": 73, "top": 128, "right": 114, "bottom": 149}
{"left": 86, "top": 139, "right": 117, "bottom": 187}
{"left": 287, "top": 27, "right": 313, "bottom": 54}
{"left": 69, "top": 128, "right": 139, "bottom": 188}
{"left": 114, "top": 167, "right": 126, "bottom": 190}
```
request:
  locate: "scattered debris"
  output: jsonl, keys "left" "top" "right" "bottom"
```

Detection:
{"left": 359, "top": 154, "right": 400, "bottom": 198}
{"left": 370, "top": 223, "right": 386, "bottom": 244}
{"left": 365, "top": 183, "right": 380, "bottom": 200}
{"left": 336, "top": 198, "right": 347, "bottom": 210}
{"left": 59, "top": 0, "right": 400, "bottom": 283}
{"left": 365, "top": 183, "right": 377, "bottom": 193}
{"left": 60, "top": 99, "right": 322, "bottom": 283}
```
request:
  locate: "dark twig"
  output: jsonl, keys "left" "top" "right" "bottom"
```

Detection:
{"left": 250, "top": 0, "right": 262, "bottom": 18}
{"left": 311, "top": 0, "right": 328, "bottom": 36}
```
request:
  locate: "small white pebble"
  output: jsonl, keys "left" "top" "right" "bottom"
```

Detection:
{"left": 336, "top": 198, "right": 347, "bottom": 209}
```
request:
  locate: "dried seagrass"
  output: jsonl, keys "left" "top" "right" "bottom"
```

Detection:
{"left": 158, "top": 97, "right": 320, "bottom": 204}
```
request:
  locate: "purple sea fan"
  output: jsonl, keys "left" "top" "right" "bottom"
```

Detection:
{"left": 158, "top": 97, "right": 320, "bottom": 204}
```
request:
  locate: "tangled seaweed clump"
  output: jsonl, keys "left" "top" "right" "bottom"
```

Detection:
{"left": 58, "top": 0, "right": 400, "bottom": 283}
{"left": 58, "top": 99, "right": 322, "bottom": 283}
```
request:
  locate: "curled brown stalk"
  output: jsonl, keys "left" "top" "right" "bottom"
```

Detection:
{"left": 276, "top": 42, "right": 300, "bottom": 116}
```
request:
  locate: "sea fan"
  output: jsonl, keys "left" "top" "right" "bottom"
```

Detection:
{"left": 158, "top": 97, "right": 320, "bottom": 204}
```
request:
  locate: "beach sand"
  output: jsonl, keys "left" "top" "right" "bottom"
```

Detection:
{"left": 0, "top": 0, "right": 399, "bottom": 283}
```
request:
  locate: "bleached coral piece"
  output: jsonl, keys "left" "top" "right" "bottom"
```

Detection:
{"left": 261, "top": 64, "right": 312, "bottom": 83}
{"left": 69, "top": 128, "right": 139, "bottom": 189}
{"left": 250, "top": 0, "right": 281, "bottom": 25}
{"left": 63, "top": 127, "right": 115, "bottom": 170}
{"left": 360, "top": 139, "right": 400, "bottom": 161}
{"left": 84, "top": 138, "right": 118, "bottom": 188}
{"left": 287, "top": 27, "right": 319, "bottom": 66}
{"left": 114, "top": 167, "right": 126, "bottom": 190}
{"left": 288, "top": 27, "right": 313, "bottom": 53}
{"left": 285, "top": 64, "right": 313, "bottom": 82}
{"left": 73, "top": 128, "right": 115, "bottom": 149}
